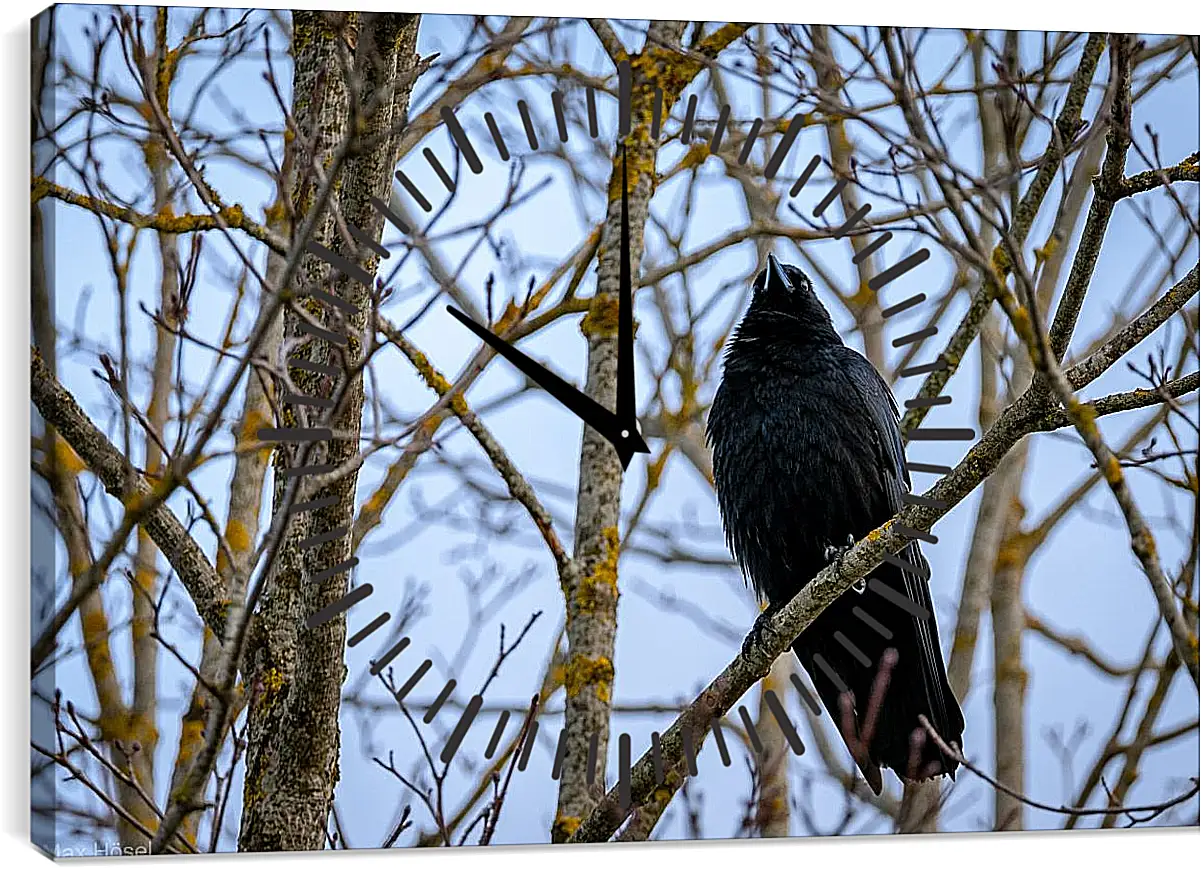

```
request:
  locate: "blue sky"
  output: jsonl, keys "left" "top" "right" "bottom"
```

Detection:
{"left": 35, "top": 9, "right": 1199, "bottom": 849}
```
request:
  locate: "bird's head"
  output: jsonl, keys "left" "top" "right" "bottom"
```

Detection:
{"left": 739, "top": 253, "right": 841, "bottom": 346}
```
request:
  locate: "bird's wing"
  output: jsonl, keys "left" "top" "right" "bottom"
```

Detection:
{"left": 833, "top": 348, "right": 961, "bottom": 756}
{"left": 833, "top": 348, "right": 908, "bottom": 495}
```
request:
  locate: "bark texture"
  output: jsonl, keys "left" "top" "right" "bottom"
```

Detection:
{"left": 552, "top": 20, "right": 750, "bottom": 840}
{"left": 238, "top": 11, "right": 421, "bottom": 851}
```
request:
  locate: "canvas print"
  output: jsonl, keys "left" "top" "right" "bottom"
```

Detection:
{"left": 29, "top": 5, "right": 1200, "bottom": 857}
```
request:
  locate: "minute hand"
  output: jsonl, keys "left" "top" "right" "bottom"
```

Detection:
{"left": 446, "top": 306, "right": 635, "bottom": 459}
{"left": 611, "top": 145, "right": 651, "bottom": 468}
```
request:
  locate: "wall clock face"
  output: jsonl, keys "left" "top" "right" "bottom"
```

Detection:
{"left": 30, "top": 9, "right": 1199, "bottom": 856}
{"left": 279, "top": 47, "right": 962, "bottom": 824}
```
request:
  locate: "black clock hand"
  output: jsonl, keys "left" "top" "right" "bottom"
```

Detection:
{"left": 613, "top": 145, "right": 651, "bottom": 469}
{"left": 617, "top": 144, "right": 636, "bottom": 427}
{"left": 446, "top": 305, "right": 625, "bottom": 446}
{"left": 446, "top": 146, "right": 650, "bottom": 469}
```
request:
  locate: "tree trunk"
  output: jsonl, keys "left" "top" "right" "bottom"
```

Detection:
{"left": 753, "top": 654, "right": 793, "bottom": 836}
{"left": 239, "top": 11, "right": 420, "bottom": 852}
{"left": 552, "top": 21, "right": 689, "bottom": 841}
{"left": 991, "top": 490, "right": 1029, "bottom": 830}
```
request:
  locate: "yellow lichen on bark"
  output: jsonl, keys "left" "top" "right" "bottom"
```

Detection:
{"left": 30, "top": 175, "right": 51, "bottom": 203}
{"left": 552, "top": 814, "right": 581, "bottom": 840}
{"left": 218, "top": 517, "right": 252, "bottom": 575}
{"left": 290, "top": 10, "right": 342, "bottom": 55}
{"left": 242, "top": 665, "right": 288, "bottom": 806}
{"left": 576, "top": 526, "right": 620, "bottom": 614}
{"left": 580, "top": 293, "right": 621, "bottom": 339}
{"left": 403, "top": 341, "right": 470, "bottom": 417}
{"left": 848, "top": 279, "right": 875, "bottom": 308}
{"left": 227, "top": 518, "right": 251, "bottom": 553}
{"left": 173, "top": 714, "right": 205, "bottom": 774}
{"left": 1034, "top": 236, "right": 1060, "bottom": 264}
{"left": 991, "top": 245, "right": 1011, "bottom": 277}
{"left": 563, "top": 654, "right": 615, "bottom": 702}
{"left": 238, "top": 407, "right": 275, "bottom": 461}
{"left": 80, "top": 608, "right": 120, "bottom": 727}
{"left": 644, "top": 447, "right": 671, "bottom": 490}
{"left": 355, "top": 414, "right": 444, "bottom": 536}
{"left": 549, "top": 661, "right": 567, "bottom": 689}
{"left": 674, "top": 141, "right": 709, "bottom": 173}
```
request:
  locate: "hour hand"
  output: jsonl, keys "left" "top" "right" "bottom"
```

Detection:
{"left": 446, "top": 306, "right": 648, "bottom": 468}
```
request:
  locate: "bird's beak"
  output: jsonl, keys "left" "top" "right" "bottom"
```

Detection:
{"left": 765, "top": 253, "right": 793, "bottom": 291}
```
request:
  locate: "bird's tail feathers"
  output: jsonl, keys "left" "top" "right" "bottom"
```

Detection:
{"left": 793, "top": 561, "right": 965, "bottom": 790}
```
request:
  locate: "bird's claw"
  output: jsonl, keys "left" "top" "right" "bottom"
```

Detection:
{"left": 823, "top": 533, "right": 856, "bottom": 566}
{"left": 825, "top": 534, "right": 867, "bottom": 594}
{"left": 742, "top": 603, "right": 783, "bottom": 658}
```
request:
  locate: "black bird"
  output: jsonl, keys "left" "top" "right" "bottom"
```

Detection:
{"left": 706, "top": 254, "right": 964, "bottom": 793}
